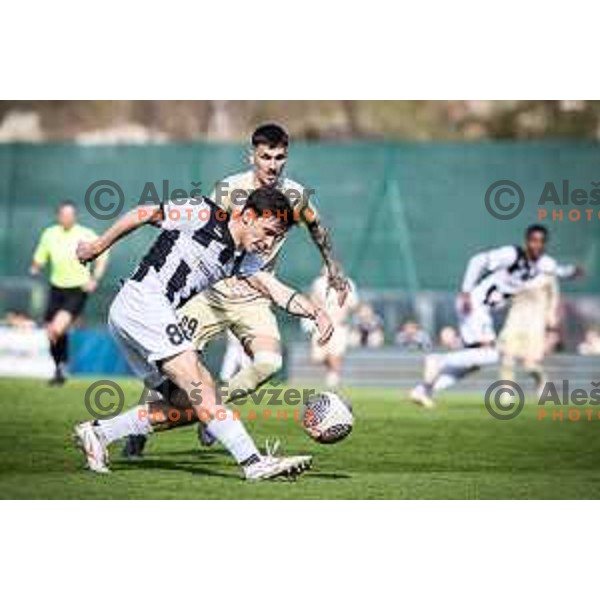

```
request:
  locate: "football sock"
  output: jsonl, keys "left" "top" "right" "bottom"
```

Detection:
{"left": 206, "top": 410, "right": 260, "bottom": 465}
{"left": 436, "top": 347, "right": 499, "bottom": 371}
{"left": 325, "top": 371, "right": 341, "bottom": 389}
{"left": 226, "top": 351, "right": 282, "bottom": 400}
{"left": 432, "top": 372, "right": 459, "bottom": 392}
{"left": 50, "top": 335, "right": 68, "bottom": 368}
{"left": 500, "top": 359, "right": 515, "bottom": 383}
{"left": 95, "top": 406, "right": 153, "bottom": 445}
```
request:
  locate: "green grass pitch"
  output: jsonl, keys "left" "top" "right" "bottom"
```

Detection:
{"left": 1, "top": 377, "right": 600, "bottom": 499}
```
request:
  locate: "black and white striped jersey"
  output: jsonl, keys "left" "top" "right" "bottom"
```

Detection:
{"left": 130, "top": 197, "right": 264, "bottom": 309}
{"left": 461, "top": 245, "right": 575, "bottom": 310}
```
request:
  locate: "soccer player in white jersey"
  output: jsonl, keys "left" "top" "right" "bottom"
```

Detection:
{"left": 73, "top": 188, "right": 334, "bottom": 480}
{"left": 308, "top": 264, "right": 359, "bottom": 388}
{"left": 410, "top": 225, "right": 581, "bottom": 408}
{"left": 498, "top": 273, "right": 560, "bottom": 396}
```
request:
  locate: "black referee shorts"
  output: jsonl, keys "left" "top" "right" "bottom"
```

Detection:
{"left": 44, "top": 285, "right": 88, "bottom": 322}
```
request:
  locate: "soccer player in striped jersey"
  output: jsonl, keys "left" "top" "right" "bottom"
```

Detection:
{"left": 125, "top": 123, "right": 349, "bottom": 456}
{"left": 74, "top": 188, "right": 333, "bottom": 480}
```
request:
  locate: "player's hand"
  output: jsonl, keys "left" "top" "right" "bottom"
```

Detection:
{"left": 82, "top": 279, "right": 98, "bottom": 293}
{"left": 328, "top": 271, "right": 350, "bottom": 307}
{"left": 314, "top": 308, "right": 334, "bottom": 346}
{"left": 458, "top": 292, "right": 472, "bottom": 315}
{"left": 76, "top": 241, "right": 98, "bottom": 265}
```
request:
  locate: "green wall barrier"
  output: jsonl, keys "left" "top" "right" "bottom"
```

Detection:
{"left": 1, "top": 141, "right": 598, "bottom": 323}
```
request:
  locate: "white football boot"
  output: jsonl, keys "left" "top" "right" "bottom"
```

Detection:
{"left": 410, "top": 384, "right": 435, "bottom": 409}
{"left": 74, "top": 421, "right": 110, "bottom": 474}
{"left": 243, "top": 439, "right": 312, "bottom": 481}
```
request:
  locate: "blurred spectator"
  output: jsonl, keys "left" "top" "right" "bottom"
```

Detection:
{"left": 438, "top": 325, "right": 462, "bottom": 350}
{"left": 578, "top": 329, "right": 600, "bottom": 356}
{"left": 349, "top": 303, "right": 384, "bottom": 348}
{"left": 394, "top": 320, "right": 432, "bottom": 352}
{"left": 1, "top": 310, "right": 35, "bottom": 330}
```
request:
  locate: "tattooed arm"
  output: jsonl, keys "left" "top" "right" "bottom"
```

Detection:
{"left": 306, "top": 217, "right": 349, "bottom": 306}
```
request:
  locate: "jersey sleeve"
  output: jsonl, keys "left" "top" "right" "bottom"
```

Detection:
{"left": 282, "top": 179, "right": 320, "bottom": 226}
{"left": 539, "top": 255, "right": 577, "bottom": 279}
{"left": 209, "top": 173, "right": 243, "bottom": 213}
{"left": 33, "top": 229, "right": 50, "bottom": 265}
{"left": 461, "top": 245, "right": 517, "bottom": 292}
{"left": 159, "top": 198, "right": 212, "bottom": 233}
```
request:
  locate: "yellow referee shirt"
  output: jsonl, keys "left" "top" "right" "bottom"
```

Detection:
{"left": 33, "top": 224, "right": 98, "bottom": 288}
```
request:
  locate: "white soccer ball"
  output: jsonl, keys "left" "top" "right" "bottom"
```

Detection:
{"left": 302, "top": 391, "right": 353, "bottom": 444}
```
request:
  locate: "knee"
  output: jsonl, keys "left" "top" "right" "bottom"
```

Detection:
{"left": 46, "top": 324, "right": 58, "bottom": 344}
{"left": 253, "top": 351, "right": 283, "bottom": 381}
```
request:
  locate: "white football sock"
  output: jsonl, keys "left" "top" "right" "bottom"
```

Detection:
{"left": 432, "top": 372, "right": 459, "bottom": 392}
{"left": 206, "top": 410, "right": 259, "bottom": 465}
{"left": 436, "top": 347, "right": 499, "bottom": 371}
{"left": 95, "top": 407, "right": 153, "bottom": 445}
{"left": 325, "top": 371, "right": 341, "bottom": 388}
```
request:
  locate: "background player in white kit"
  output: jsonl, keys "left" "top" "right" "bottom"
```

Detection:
{"left": 410, "top": 225, "right": 581, "bottom": 408}
{"left": 499, "top": 272, "right": 560, "bottom": 396}
{"left": 306, "top": 264, "right": 359, "bottom": 388}
{"left": 73, "top": 188, "right": 334, "bottom": 480}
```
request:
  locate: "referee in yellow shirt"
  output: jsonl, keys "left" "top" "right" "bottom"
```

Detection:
{"left": 30, "top": 200, "right": 109, "bottom": 385}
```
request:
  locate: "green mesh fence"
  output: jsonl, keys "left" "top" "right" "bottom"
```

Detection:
{"left": 1, "top": 141, "right": 599, "bottom": 324}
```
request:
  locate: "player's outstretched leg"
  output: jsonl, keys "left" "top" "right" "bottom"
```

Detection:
{"left": 198, "top": 335, "right": 282, "bottom": 448}
{"left": 411, "top": 346, "right": 499, "bottom": 407}
{"left": 47, "top": 310, "right": 73, "bottom": 386}
{"left": 75, "top": 350, "right": 310, "bottom": 480}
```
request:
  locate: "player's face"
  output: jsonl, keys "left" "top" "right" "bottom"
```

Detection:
{"left": 526, "top": 231, "right": 546, "bottom": 260}
{"left": 240, "top": 214, "right": 288, "bottom": 254}
{"left": 57, "top": 205, "right": 77, "bottom": 229}
{"left": 252, "top": 144, "right": 288, "bottom": 186}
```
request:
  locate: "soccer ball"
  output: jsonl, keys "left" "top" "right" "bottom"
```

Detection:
{"left": 302, "top": 391, "right": 353, "bottom": 444}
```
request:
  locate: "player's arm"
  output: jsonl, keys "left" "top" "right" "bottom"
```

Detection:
{"left": 301, "top": 201, "right": 349, "bottom": 305}
{"left": 246, "top": 271, "right": 333, "bottom": 345}
{"left": 92, "top": 252, "right": 109, "bottom": 282}
{"left": 542, "top": 257, "right": 584, "bottom": 280}
{"left": 459, "top": 246, "right": 518, "bottom": 312}
{"left": 81, "top": 230, "right": 110, "bottom": 293}
{"left": 30, "top": 230, "right": 49, "bottom": 276}
{"left": 76, "top": 208, "right": 158, "bottom": 264}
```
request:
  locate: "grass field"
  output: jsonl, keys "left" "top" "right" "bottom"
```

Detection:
{"left": 1, "top": 377, "right": 600, "bottom": 499}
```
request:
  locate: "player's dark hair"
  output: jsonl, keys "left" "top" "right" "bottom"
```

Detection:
{"left": 57, "top": 200, "right": 77, "bottom": 212}
{"left": 243, "top": 187, "right": 296, "bottom": 229}
{"left": 251, "top": 123, "right": 289, "bottom": 148}
{"left": 526, "top": 224, "right": 548, "bottom": 241}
